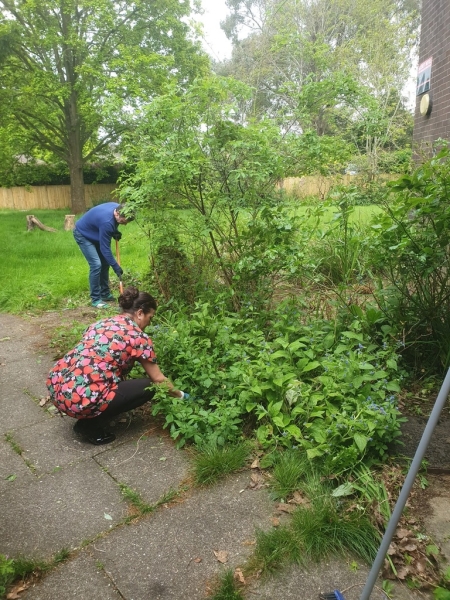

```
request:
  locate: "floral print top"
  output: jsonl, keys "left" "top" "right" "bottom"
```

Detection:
{"left": 46, "top": 315, "right": 157, "bottom": 418}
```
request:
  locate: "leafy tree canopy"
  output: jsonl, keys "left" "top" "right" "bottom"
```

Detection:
{"left": 0, "top": 0, "right": 209, "bottom": 211}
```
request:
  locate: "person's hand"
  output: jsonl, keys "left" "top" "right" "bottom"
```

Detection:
{"left": 178, "top": 390, "right": 190, "bottom": 400}
{"left": 112, "top": 231, "right": 122, "bottom": 241}
{"left": 115, "top": 266, "right": 124, "bottom": 278}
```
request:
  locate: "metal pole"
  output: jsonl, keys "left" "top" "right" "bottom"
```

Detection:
{"left": 359, "top": 367, "right": 450, "bottom": 600}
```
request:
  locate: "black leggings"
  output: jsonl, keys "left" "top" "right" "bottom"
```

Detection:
{"left": 78, "top": 379, "right": 155, "bottom": 430}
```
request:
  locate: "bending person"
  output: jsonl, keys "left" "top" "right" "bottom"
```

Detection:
{"left": 47, "top": 287, "right": 187, "bottom": 445}
{"left": 73, "top": 202, "right": 133, "bottom": 308}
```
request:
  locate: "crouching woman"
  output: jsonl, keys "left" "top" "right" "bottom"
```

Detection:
{"left": 47, "top": 286, "right": 186, "bottom": 445}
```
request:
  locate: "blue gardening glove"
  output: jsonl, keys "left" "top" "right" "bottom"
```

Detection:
{"left": 112, "top": 231, "right": 122, "bottom": 241}
{"left": 114, "top": 266, "right": 123, "bottom": 278}
{"left": 178, "top": 391, "right": 190, "bottom": 400}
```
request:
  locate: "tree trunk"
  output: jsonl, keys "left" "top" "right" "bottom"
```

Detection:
{"left": 68, "top": 154, "right": 86, "bottom": 214}
{"left": 26, "top": 215, "right": 58, "bottom": 232}
{"left": 64, "top": 214, "right": 76, "bottom": 230}
{"left": 66, "top": 85, "right": 86, "bottom": 214}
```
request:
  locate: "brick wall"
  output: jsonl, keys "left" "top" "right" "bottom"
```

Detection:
{"left": 413, "top": 0, "right": 450, "bottom": 149}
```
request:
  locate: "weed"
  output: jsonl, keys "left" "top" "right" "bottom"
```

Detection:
{"left": 249, "top": 526, "right": 302, "bottom": 574}
{"left": 191, "top": 441, "right": 251, "bottom": 486}
{"left": 0, "top": 548, "right": 70, "bottom": 597}
{"left": 251, "top": 476, "right": 380, "bottom": 577}
{"left": 269, "top": 450, "right": 309, "bottom": 501}
{"left": 210, "top": 569, "right": 245, "bottom": 600}
{"left": 5, "top": 433, "right": 22, "bottom": 455}
{"left": 119, "top": 484, "right": 154, "bottom": 514}
{"left": 119, "top": 484, "right": 178, "bottom": 515}
{"left": 291, "top": 497, "right": 379, "bottom": 564}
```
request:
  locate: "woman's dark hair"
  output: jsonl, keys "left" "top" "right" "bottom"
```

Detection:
{"left": 118, "top": 286, "right": 157, "bottom": 314}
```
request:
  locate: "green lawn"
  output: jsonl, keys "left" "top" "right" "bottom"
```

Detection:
{"left": 0, "top": 209, "right": 151, "bottom": 313}
{"left": 0, "top": 204, "right": 382, "bottom": 313}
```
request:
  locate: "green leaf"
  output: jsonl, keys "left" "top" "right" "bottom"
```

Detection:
{"left": 332, "top": 482, "right": 354, "bottom": 497}
{"left": 306, "top": 447, "right": 324, "bottom": 459}
{"left": 354, "top": 433, "right": 368, "bottom": 452}
{"left": 302, "top": 360, "right": 321, "bottom": 373}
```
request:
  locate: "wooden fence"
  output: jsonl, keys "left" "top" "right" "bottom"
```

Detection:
{"left": 279, "top": 175, "right": 358, "bottom": 199}
{"left": 0, "top": 184, "right": 117, "bottom": 210}
{"left": 0, "top": 175, "right": 398, "bottom": 209}
{"left": 279, "top": 174, "right": 398, "bottom": 199}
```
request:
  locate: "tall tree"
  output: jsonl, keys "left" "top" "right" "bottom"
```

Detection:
{"left": 218, "top": 0, "right": 419, "bottom": 174}
{"left": 0, "top": 0, "right": 208, "bottom": 212}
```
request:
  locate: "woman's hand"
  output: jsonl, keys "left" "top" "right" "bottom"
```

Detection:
{"left": 139, "top": 358, "right": 187, "bottom": 399}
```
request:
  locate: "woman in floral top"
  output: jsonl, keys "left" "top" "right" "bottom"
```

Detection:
{"left": 47, "top": 287, "right": 186, "bottom": 445}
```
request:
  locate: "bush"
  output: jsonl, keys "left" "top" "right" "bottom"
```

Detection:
{"left": 370, "top": 145, "right": 450, "bottom": 371}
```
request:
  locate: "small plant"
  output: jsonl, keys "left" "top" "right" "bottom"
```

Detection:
{"left": 119, "top": 483, "right": 178, "bottom": 516}
{"left": 0, "top": 549, "right": 69, "bottom": 597}
{"left": 250, "top": 477, "right": 380, "bottom": 577}
{"left": 210, "top": 569, "right": 245, "bottom": 600}
{"left": 269, "top": 449, "right": 309, "bottom": 501}
{"left": 191, "top": 441, "right": 251, "bottom": 486}
{"left": 0, "top": 555, "right": 15, "bottom": 597}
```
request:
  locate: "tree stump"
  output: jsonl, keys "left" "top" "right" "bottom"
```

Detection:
{"left": 26, "top": 215, "right": 58, "bottom": 232}
{"left": 64, "top": 214, "right": 76, "bottom": 231}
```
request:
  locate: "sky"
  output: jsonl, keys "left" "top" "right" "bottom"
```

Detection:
{"left": 198, "top": 0, "right": 233, "bottom": 61}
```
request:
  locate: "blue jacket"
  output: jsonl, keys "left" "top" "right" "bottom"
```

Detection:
{"left": 75, "top": 203, "right": 121, "bottom": 275}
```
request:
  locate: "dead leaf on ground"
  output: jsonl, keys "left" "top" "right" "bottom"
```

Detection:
{"left": 234, "top": 568, "right": 246, "bottom": 584}
{"left": 39, "top": 396, "right": 50, "bottom": 406}
{"left": 387, "top": 543, "right": 398, "bottom": 555}
{"left": 289, "top": 491, "right": 310, "bottom": 506}
{"left": 242, "top": 539, "right": 256, "bottom": 546}
{"left": 6, "top": 582, "right": 29, "bottom": 599}
{"left": 396, "top": 528, "right": 410, "bottom": 539}
{"left": 271, "top": 517, "right": 280, "bottom": 527}
{"left": 396, "top": 566, "right": 410, "bottom": 580}
{"left": 213, "top": 550, "right": 229, "bottom": 564}
{"left": 275, "top": 503, "right": 296, "bottom": 514}
{"left": 194, "top": 557, "right": 202, "bottom": 563}
{"left": 250, "top": 458, "right": 260, "bottom": 469}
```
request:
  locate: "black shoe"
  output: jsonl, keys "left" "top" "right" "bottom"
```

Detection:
{"left": 73, "top": 420, "right": 115, "bottom": 445}
{"left": 86, "top": 431, "right": 116, "bottom": 445}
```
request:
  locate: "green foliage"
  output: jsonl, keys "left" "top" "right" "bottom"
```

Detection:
{"left": 370, "top": 145, "right": 450, "bottom": 370}
{"left": 269, "top": 450, "right": 310, "bottom": 501}
{"left": 0, "top": 0, "right": 208, "bottom": 211}
{"left": 120, "top": 76, "right": 305, "bottom": 310}
{"left": 191, "top": 441, "right": 251, "bottom": 486}
{"left": 290, "top": 498, "right": 380, "bottom": 563}
{"left": 150, "top": 299, "right": 403, "bottom": 471}
{"left": 251, "top": 475, "right": 380, "bottom": 575}
{"left": 210, "top": 570, "right": 245, "bottom": 600}
{"left": 0, "top": 555, "right": 15, "bottom": 597}
{"left": 0, "top": 210, "right": 149, "bottom": 313}
{"left": 0, "top": 550, "right": 69, "bottom": 598}
{"left": 0, "top": 159, "right": 120, "bottom": 188}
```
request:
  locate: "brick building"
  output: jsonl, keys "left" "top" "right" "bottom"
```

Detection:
{"left": 413, "top": 0, "right": 450, "bottom": 148}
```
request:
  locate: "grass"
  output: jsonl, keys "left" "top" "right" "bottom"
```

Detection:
{"left": 210, "top": 570, "right": 245, "bottom": 600}
{"left": 119, "top": 483, "right": 178, "bottom": 516}
{"left": 0, "top": 209, "right": 150, "bottom": 313}
{"left": 191, "top": 441, "right": 251, "bottom": 486}
{"left": 0, "top": 206, "right": 381, "bottom": 314}
{"left": 249, "top": 470, "right": 380, "bottom": 576}
{"left": 269, "top": 450, "right": 310, "bottom": 501}
{"left": 0, "top": 549, "right": 70, "bottom": 598}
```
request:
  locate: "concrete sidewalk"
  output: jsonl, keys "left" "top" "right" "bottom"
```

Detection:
{"left": 0, "top": 313, "right": 426, "bottom": 600}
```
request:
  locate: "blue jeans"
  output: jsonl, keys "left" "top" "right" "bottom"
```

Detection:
{"left": 73, "top": 229, "right": 111, "bottom": 303}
